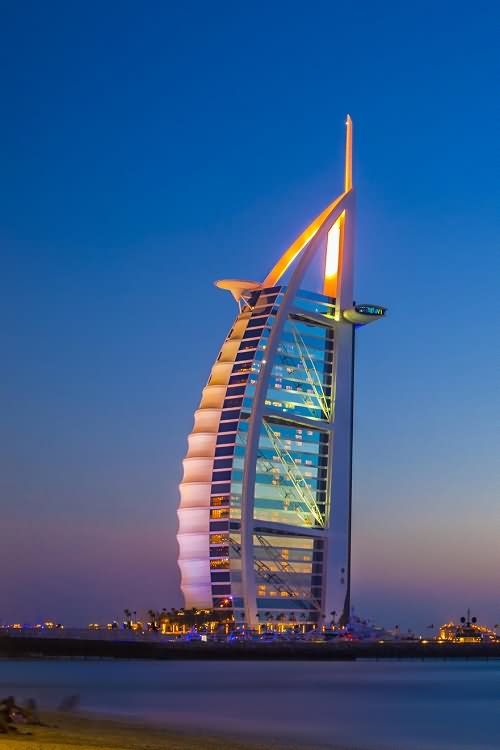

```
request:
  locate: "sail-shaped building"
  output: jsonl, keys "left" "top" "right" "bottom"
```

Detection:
{"left": 177, "top": 117, "right": 385, "bottom": 628}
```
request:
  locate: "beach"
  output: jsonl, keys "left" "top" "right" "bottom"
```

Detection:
{"left": 0, "top": 712, "right": 342, "bottom": 750}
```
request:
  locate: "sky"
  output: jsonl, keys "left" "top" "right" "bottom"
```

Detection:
{"left": 2, "top": 1, "right": 500, "bottom": 632}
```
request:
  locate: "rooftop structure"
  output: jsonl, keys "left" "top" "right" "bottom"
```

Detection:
{"left": 177, "top": 118, "right": 386, "bottom": 628}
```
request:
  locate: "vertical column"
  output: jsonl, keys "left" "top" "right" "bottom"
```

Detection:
{"left": 323, "top": 319, "right": 354, "bottom": 625}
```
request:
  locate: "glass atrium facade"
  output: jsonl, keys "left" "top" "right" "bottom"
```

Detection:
{"left": 205, "top": 285, "right": 336, "bottom": 625}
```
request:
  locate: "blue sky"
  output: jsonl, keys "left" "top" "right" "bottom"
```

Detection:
{"left": 2, "top": 1, "right": 500, "bottom": 630}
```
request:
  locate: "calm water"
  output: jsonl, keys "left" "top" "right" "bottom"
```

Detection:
{"left": 2, "top": 659, "right": 500, "bottom": 749}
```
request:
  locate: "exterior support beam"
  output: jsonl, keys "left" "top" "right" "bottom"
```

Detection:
{"left": 323, "top": 321, "right": 355, "bottom": 625}
{"left": 263, "top": 409, "right": 333, "bottom": 433}
{"left": 288, "top": 307, "right": 337, "bottom": 329}
{"left": 253, "top": 520, "right": 327, "bottom": 538}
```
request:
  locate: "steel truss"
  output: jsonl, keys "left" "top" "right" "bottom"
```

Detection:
{"left": 236, "top": 433, "right": 313, "bottom": 527}
{"left": 229, "top": 536, "right": 320, "bottom": 612}
{"left": 262, "top": 420, "right": 326, "bottom": 528}
{"left": 277, "top": 320, "right": 332, "bottom": 421}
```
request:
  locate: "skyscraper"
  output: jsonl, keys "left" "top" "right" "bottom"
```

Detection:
{"left": 177, "top": 118, "right": 385, "bottom": 628}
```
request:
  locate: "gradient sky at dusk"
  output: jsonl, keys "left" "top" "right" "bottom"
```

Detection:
{"left": 2, "top": 1, "right": 500, "bottom": 631}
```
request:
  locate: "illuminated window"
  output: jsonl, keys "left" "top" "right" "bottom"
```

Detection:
{"left": 211, "top": 496, "right": 230, "bottom": 506}
{"left": 210, "top": 508, "right": 229, "bottom": 519}
{"left": 210, "top": 559, "right": 229, "bottom": 570}
{"left": 210, "top": 534, "right": 229, "bottom": 545}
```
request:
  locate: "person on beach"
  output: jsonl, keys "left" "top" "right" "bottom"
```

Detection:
{"left": 0, "top": 696, "right": 32, "bottom": 734}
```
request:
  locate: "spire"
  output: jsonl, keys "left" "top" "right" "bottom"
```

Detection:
{"left": 323, "top": 115, "right": 353, "bottom": 300}
{"left": 344, "top": 114, "right": 353, "bottom": 192}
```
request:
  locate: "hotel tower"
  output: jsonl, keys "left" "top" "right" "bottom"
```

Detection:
{"left": 177, "top": 118, "right": 385, "bottom": 628}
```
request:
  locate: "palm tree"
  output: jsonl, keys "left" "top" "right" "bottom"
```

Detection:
{"left": 148, "top": 609, "right": 159, "bottom": 631}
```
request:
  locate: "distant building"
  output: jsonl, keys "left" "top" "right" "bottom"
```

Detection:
{"left": 177, "top": 118, "right": 386, "bottom": 628}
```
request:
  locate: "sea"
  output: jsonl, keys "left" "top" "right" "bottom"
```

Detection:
{"left": 1, "top": 658, "right": 500, "bottom": 749}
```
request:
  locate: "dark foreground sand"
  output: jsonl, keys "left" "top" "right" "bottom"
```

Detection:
{"left": 2, "top": 712, "right": 266, "bottom": 750}
{"left": 0, "top": 713, "right": 352, "bottom": 750}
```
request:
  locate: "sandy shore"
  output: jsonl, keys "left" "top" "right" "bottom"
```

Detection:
{"left": 0, "top": 712, "right": 347, "bottom": 750}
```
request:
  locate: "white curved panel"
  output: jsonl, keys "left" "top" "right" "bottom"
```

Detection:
{"left": 186, "top": 433, "right": 217, "bottom": 458}
{"left": 193, "top": 409, "right": 222, "bottom": 434}
{"left": 178, "top": 557, "right": 213, "bottom": 579}
{"left": 218, "top": 339, "right": 240, "bottom": 362}
{"left": 231, "top": 319, "right": 247, "bottom": 339}
{"left": 178, "top": 506, "right": 210, "bottom": 533}
{"left": 182, "top": 584, "right": 212, "bottom": 609}
{"left": 178, "top": 556, "right": 212, "bottom": 609}
{"left": 210, "top": 363, "right": 233, "bottom": 386}
{"left": 178, "top": 482, "right": 212, "bottom": 508}
{"left": 182, "top": 457, "right": 213, "bottom": 483}
{"left": 176, "top": 532, "right": 209, "bottom": 559}
{"left": 200, "top": 385, "right": 227, "bottom": 409}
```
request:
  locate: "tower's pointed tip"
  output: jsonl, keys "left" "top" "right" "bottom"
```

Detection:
{"left": 344, "top": 115, "right": 353, "bottom": 191}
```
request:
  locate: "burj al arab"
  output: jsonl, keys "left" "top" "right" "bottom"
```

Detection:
{"left": 177, "top": 117, "right": 386, "bottom": 628}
